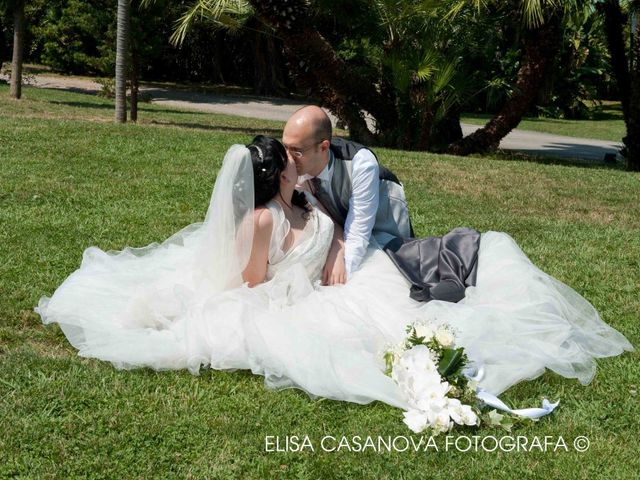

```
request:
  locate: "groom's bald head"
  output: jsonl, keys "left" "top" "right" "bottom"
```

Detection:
{"left": 283, "top": 106, "right": 332, "bottom": 177}
{"left": 287, "top": 106, "right": 332, "bottom": 142}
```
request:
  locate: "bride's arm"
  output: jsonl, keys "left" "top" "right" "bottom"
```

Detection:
{"left": 241, "top": 208, "right": 273, "bottom": 288}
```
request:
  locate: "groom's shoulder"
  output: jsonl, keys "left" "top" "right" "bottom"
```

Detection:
{"left": 330, "top": 137, "right": 376, "bottom": 161}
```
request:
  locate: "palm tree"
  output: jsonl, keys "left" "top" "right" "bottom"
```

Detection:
{"left": 246, "top": 0, "right": 571, "bottom": 153}
{"left": 115, "top": 0, "right": 130, "bottom": 123}
{"left": 445, "top": 0, "right": 574, "bottom": 155}
{"left": 172, "top": 0, "right": 587, "bottom": 156}
{"left": 9, "top": 0, "right": 24, "bottom": 99}
{"left": 247, "top": 0, "right": 397, "bottom": 144}
{"left": 247, "top": 0, "right": 473, "bottom": 148}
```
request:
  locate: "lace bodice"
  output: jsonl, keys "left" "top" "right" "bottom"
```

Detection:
{"left": 264, "top": 193, "right": 334, "bottom": 283}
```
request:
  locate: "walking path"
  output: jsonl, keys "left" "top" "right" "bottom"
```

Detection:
{"left": 29, "top": 75, "right": 624, "bottom": 163}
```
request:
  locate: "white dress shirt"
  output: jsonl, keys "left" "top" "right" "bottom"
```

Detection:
{"left": 308, "top": 149, "right": 380, "bottom": 278}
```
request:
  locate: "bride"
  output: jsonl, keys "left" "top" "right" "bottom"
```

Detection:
{"left": 36, "top": 135, "right": 633, "bottom": 411}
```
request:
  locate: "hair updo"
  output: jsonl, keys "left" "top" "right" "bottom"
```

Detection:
{"left": 247, "top": 135, "right": 310, "bottom": 214}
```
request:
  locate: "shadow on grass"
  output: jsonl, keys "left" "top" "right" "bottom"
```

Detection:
{"left": 527, "top": 111, "right": 623, "bottom": 122}
{"left": 591, "top": 106, "right": 624, "bottom": 121}
{"left": 504, "top": 140, "right": 622, "bottom": 163}
{"left": 48, "top": 99, "right": 216, "bottom": 117}
{"left": 141, "top": 80, "right": 255, "bottom": 97}
{"left": 43, "top": 83, "right": 301, "bottom": 111}
{"left": 49, "top": 99, "right": 113, "bottom": 110}
{"left": 464, "top": 104, "right": 624, "bottom": 123}
{"left": 145, "top": 119, "right": 282, "bottom": 137}
{"left": 485, "top": 150, "right": 626, "bottom": 171}
{"left": 141, "top": 87, "right": 304, "bottom": 108}
{"left": 44, "top": 96, "right": 282, "bottom": 135}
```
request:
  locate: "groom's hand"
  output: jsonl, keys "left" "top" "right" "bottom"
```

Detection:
{"left": 322, "top": 253, "right": 347, "bottom": 286}
{"left": 322, "top": 219, "right": 347, "bottom": 285}
{"left": 322, "top": 241, "right": 347, "bottom": 286}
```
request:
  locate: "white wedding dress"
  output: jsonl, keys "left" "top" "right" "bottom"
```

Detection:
{"left": 36, "top": 146, "right": 633, "bottom": 411}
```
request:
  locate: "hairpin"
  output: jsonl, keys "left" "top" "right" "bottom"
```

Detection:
{"left": 250, "top": 145, "right": 264, "bottom": 163}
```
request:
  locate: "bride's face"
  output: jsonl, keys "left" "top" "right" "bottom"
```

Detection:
{"left": 281, "top": 154, "right": 298, "bottom": 186}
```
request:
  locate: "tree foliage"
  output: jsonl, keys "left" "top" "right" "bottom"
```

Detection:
{"left": 32, "top": 0, "right": 116, "bottom": 75}
{"left": 174, "top": 0, "right": 623, "bottom": 154}
{"left": 4, "top": 0, "right": 636, "bottom": 164}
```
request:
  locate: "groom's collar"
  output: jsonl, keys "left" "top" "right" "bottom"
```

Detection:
{"left": 315, "top": 151, "right": 334, "bottom": 183}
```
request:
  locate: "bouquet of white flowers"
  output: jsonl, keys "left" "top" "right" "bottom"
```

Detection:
{"left": 384, "top": 321, "right": 480, "bottom": 434}
{"left": 385, "top": 320, "right": 560, "bottom": 434}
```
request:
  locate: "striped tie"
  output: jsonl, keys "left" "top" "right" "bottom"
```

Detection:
{"left": 310, "top": 177, "right": 339, "bottom": 222}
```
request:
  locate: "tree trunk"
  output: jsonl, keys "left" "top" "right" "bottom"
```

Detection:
{"left": 599, "top": 0, "right": 630, "bottom": 118}
{"left": 627, "top": 7, "right": 640, "bottom": 171}
{"left": 252, "top": 29, "right": 271, "bottom": 96}
{"left": 431, "top": 108, "right": 463, "bottom": 150}
{"left": 248, "top": 0, "right": 396, "bottom": 143}
{"left": 0, "top": 11, "right": 4, "bottom": 72}
{"left": 409, "top": 84, "right": 435, "bottom": 151}
{"left": 446, "top": 13, "right": 562, "bottom": 156}
{"left": 251, "top": 26, "right": 289, "bottom": 97}
{"left": 115, "top": 0, "right": 130, "bottom": 123}
{"left": 9, "top": 0, "right": 25, "bottom": 99}
{"left": 1, "top": 21, "right": 5, "bottom": 75}
{"left": 130, "top": 47, "right": 139, "bottom": 123}
{"left": 265, "top": 35, "right": 290, "bottom": 97}
{"left": 599, "top": 1, "right": 640, "bottom": 170}
{"left": 129, "top": 6, "right": 139, "bottom": 124}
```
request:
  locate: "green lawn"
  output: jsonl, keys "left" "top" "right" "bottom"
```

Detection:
{"left": 462, "top": 102, "right": 625, "bottom": 143}
{"left": 1, "top": 85, "right": 638, "bottom": 479}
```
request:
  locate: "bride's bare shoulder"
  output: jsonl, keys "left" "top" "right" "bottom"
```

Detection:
{"left": 242, "top": 207, "right": 275, "bottom": 287}
{"left": 253, "top": 207, "right": 274, "bottom": 233}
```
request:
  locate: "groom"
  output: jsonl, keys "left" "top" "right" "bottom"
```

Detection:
{"left": 283, "top": 106, "right": 413, "bottom": 284}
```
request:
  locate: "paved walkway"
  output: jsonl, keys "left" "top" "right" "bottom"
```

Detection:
{"left": 28, "top": 75, "right": 624, "bottom": 162}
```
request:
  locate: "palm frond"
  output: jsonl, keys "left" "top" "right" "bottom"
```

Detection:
{"left": 443, "top": 0, "right": 487, "bottom": 22}
{"left": 432, "top": 58, "right": 458, "bottom": 95}
{"left": 384, "top": 52, "right": 413, "bottom": 92}
{"left": 415, "top": 49, "right": 440, "bottom": 82}
{"left": 170, "top": 0, "right": 253, "bottom": 47}
{"left": 520, "top": 0, "right": 568, "bottom": 28}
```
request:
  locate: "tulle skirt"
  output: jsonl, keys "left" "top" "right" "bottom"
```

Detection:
{"left": 37, "top": 231, "right": 633, "bottom": 407}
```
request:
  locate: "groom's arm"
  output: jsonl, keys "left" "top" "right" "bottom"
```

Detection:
{"left": 297, "top": 185, "right": 347, "bottom": 285}
{"left": 323, "top": 219, "right": 346, "bottom": 286}
{"left": 343, "top": 149, "right": 379, "bottom": 277}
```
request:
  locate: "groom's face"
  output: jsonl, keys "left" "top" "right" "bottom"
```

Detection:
{"left": 282, "top": 123, "right": 328, "bottom": 178}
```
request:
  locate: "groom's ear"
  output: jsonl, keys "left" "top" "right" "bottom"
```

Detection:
{"left": 319, "top": 139, "right": 330, "bottom": 152}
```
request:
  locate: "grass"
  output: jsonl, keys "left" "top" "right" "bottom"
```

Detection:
{"left": 461, "top": 102, "right": 625, "bottom": 143}
{"left": 1, "top": 85, "right": 639, "bottom": 479}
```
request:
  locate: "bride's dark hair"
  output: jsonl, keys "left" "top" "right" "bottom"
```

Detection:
{"left": 248, "top": 135, "right": 310, "bottom": 214}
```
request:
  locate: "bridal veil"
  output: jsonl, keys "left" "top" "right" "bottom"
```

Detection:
{"left": 36, "top": 145, "right": 257, "bottom": 370}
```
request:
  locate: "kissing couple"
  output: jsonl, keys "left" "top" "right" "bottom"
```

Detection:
{"left": 37, "top": 106, "right": 633, "bottom": 415}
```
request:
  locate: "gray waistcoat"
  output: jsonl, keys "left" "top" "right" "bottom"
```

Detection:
{"left": 322, "top": 138, "right": 413, "bottom": 246}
